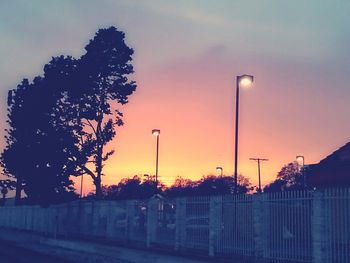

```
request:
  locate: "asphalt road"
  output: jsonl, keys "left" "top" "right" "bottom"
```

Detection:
{"left": 0, "top": 228, "right": 216, "bottom": 263}
{"left": 0, "top": 241, "right": 75, "bottom": 263}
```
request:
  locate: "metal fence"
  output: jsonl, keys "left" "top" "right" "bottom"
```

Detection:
{"left": 0, "top": 188, "right": 349, "bottom": 263}
{"left": 262, "top": 190, "right": 313, "bottom": 262}
{"left": 323, "top": 188, "right": 350, "bottom": 263}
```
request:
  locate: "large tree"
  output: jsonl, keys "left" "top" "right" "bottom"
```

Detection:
{"left": 264, "top": 162, "right": 304, "bottom": 192}
{"left": 1, "top": 73, "right": 81, "bottom": 205}
{"left": 101, "top": 176, "right": 159, "bottom": 200}
{"left": 68, "top": 27, "right": 136, "bottom": 199}
{"left": 1, "top": 26, "right": 136, "bottom": 203}
{"left": 195, "top": 174, "right": 252, "bottom": 195}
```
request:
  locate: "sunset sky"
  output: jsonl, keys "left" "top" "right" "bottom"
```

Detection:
{"left": 1, "top": 0, "right": 350, "bottom": 195}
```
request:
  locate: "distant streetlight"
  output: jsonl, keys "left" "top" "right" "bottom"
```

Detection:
{"left": 249, "top": 158, "right": 269, "bottom": 193}
{"left": 296, "top": 155, "right": 305, "bottom": 166}
{"left": 216, "top": 166, "right": 223, "bottom": 177}
{"left": 296, "top": 155, "right": 306, "bottom": 187}
{"left": 234, "top": 74, "right": 254, "bottom": 193}
{"left": 152, "top": 129, "right": 160, "bottom": 190}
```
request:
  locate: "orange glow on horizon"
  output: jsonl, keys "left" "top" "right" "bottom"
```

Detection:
{"left": 71, "top": 64, "right": 347, "bottom": 196}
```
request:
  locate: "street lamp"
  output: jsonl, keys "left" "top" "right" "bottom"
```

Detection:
{"left": 234, "top": 74, "right": 254, "bottom": 193}
{"left": 216, "top": 166, "right": 223, "bottom": 177}
{"left": 249, "top": 158, "right": 268, "bottom": 193}
{"left": 296, "top": 155, "right": 305, "bottom": 166}
{"left": 296, "top": 155, "right": 306, "bottom": 187}
{"left": 152, "top": 129, "right": 160, "bottom": 190}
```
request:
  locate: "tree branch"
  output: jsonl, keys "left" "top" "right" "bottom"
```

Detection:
{"left": 84, "top": 119, "right": 98, "bottom": 138}
{"left": 79, "top": 165, "right": 96, "bottom": 179}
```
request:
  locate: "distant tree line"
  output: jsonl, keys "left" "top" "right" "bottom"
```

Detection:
{"left": 85, "top": 161, "right": 315, "bottom": 201}
{"left": 93, "top": 174, "right": 253, "bottom": 200}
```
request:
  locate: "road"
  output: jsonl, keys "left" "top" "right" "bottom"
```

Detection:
{"left": 0, "top": 241, "right": 74, "bottom": 263}
{"left": 0, "top": 228, "right": 218, "bottom": 263}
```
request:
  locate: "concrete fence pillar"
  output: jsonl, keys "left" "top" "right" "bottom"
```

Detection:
{"left": 126, "top": 200, "right": 136, "bottom": 240}
{"left": 209, "top": 196, "right": 221, "bottom": 257}
{"left": 175, "top": 197, "right": 186, "bottom": 251}
{"left": 312, "top": 190, "right": 329, "bottom": 263}
{"left": 252, "top": 194, "right": 265, "bottom": 261}
{"left": 146, "top": 197, "right": 158, "bottom": 248}
{"left": 106, "top": 201, "right": 114, "bottom": 239}
{"left": 91, "top": 201, "right": 99, "bottom": 237}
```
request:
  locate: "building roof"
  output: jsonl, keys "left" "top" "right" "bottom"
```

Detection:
{"left": 309, "top": 142, "right": 350, "bottom": 186}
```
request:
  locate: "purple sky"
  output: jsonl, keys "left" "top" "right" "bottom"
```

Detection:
{"left": 1, "top": 1, "right": 350, "bottom": 193}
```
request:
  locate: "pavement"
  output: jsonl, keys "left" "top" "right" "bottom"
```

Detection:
{"left": 0, "top": 240, "right": 75, "bottom": 263}
{"left": 0, "top": 228, "right": 219, "bottom": 263}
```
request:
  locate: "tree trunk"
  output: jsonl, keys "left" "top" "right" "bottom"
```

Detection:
{"left": 15, "top": 176, "right": 22, "bottom": 206}
{"left": 95, "top": 146, "right": 103, "bottom": 199}
{"left": 94, "top": 177, "right": 102, "bottom": 199}
{"left": 1, "top": 193, "right": 5, "bottom": 206}
{"left": 95, "top": 116, "right": 103, "bottom": 200}
{"left": 94, "top": 142, "right": 103, "bottom": 200}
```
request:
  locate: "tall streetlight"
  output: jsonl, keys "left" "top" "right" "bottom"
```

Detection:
{"left": 216, "top": 166, "right": 223, "bottom": 177}
{"left": 234, "top": 74, "right": 254, "bottom": 193}
{"left": 249, "top": 158, "right": 268, "bottom": 192}
{"left": 296, "top": 155, "right": 306, "bottom": 188}
{"left": 152, "top": 129, "right": 160, "bottom": 190}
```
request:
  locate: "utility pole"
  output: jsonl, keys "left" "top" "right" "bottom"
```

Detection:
{"left": 249, "top": 158, "right": 269, "bottom": 193}
{"left": 80, "top": 174, "right": 84, "bottom": 198}
{"left": 152, "top": 129, "right": 160, "bottom": 192}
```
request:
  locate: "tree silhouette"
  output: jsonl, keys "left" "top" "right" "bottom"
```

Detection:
{"left": 165, "top": 174, "right": 252, "bottom": 197}
{"left": 1, "top": 74, "right": 81, "bottom": 206}
{"left": 0, "top": 179, "right": 15, "bottom": 206}
{"left": 101, "top": 176, "right": 159, "bottom": 200}
{"left": 1, "top": 26, "right": 136, "bottom": 203}
{"left": 65, "top": 27, "right": 136, "bottom": 199}
{"left": 164, "top": 176, "right": 195, "bottom": 197}
{"left": 196, "top": 174, "right": 251, "bottom": 195}
{"left": 91, "top": 173, "right": 253, "bottom": 199}
{"left": 264, "top": 162, "right": 304, "bottom": 192}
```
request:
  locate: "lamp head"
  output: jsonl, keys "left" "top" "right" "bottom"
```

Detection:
{"left": 296, "top": 155, "right": 305, "bottom": 164}
{"left": 152, "top": 129, "right": 160, "bottom": 136}
{"left": 238, "top": 74, "right": 254, "bottom": 87}
{"left": 216, "top": 166, "right": 223, "bottom": 172}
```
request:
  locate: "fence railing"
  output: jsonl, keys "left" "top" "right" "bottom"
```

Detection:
{"left": 0, "top": 188, "right": 349, "bottom": 263}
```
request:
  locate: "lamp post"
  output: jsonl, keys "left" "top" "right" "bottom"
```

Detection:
{"left": 249, "top": 158, "right": 268, "bottom": 192}
{"left": 216, "top": 166, "right": 223, "bottom": 177}
{"left": 152, "top": 129, "right": 160, "bottom": 190}
{"left": 234, "top": 74, "right": 254, "bottom": 193}
{"left": 296, "top": 155, "right": 306, "bottom": 188}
